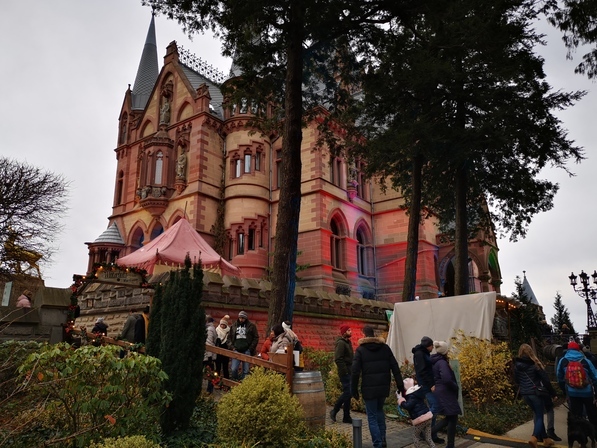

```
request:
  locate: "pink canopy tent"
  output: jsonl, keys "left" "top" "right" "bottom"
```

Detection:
{"left": 116, "top": 219, "right": 241, "bottom": 276}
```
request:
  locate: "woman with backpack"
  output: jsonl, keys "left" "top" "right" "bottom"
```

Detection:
{"left": 556, "top": 341, "right": 597, "bottom": 429}
{"left": 514, "top": 343, "right": 556, "bottom": 448}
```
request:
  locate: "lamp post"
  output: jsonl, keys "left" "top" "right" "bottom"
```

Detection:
{"left": 569, "top": 270, "right": 597, "bottom": 332}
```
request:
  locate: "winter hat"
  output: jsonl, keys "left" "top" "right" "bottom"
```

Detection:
{"left": 421, "top": 336, "right": 433, "bottom": 348}
{"left": 282, "top": 321, "right": 292, "bottom": 332}
{"left": 95, "top": 317, "right": 104, "bottom": 324}
{"left": 568, "top": 341, "right": 581, "bottom": 351}
{"left": 434, "top": 340, "right": 449, "bottom": 355}
{"left": 238, "top": 310, "right": 248, "bottom": 319}
{"left": 206, "top": 315, "right": 214, "bottom": 323}
{"left": 220, "top": 315, "right": 230, "bottom": 326}
{"left": 340, "top": 324, "right": 351, "bottom": 335}
{"left": 403, "top": 378, "right": 415, "bottom": 391}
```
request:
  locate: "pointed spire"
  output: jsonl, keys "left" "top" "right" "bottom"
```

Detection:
{"left": 131, "top": 13, "right": 159, "bottom": 110}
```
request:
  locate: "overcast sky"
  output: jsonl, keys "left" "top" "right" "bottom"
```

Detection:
{"left": 1, "top": 1, "right": 596, "bottom": 331}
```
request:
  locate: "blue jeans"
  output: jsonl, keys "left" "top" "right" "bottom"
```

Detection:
{"left": 364, "top": 396, "right": 386, "bottom": 448}
{"left": 523, "top": 394, "right": 547, "bottom": 439}
{"left": 230, "top": 349, "right": 251, "bottom": 380}
{"left": 333, "top": 374, "right": 352, "bottom": 417}
{"left": 424, "top": 389, "right": 439, "bottom": 437}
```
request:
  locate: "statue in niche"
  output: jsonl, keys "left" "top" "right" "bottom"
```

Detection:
{"left": 176, "top": 148, "right": 187, "bottom": 178}
{"left": 159, "top": 98, "right": 171, "bottom": 125}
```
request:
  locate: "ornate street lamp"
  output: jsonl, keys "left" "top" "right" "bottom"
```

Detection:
{"left": 569, "top": 270, "right": 597, "bottom": 331}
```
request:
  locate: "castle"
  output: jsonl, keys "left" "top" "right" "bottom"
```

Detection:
{"left": 85, "top": 15, "right": 502, "bottom": 306}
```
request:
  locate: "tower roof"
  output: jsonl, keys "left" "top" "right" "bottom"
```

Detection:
{"left": 131, "top": 14, "right": 159, "bottom": 110}
{"left": 522, "top": 272, "right": 540, "bottom": 306}
{"left": 93, "top": 222, "right": 124, "bottom": 245}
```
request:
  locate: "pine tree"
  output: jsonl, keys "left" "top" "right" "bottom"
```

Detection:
{"left": 146, "top": 255, "right": 205, "bottom": 434}
{"left": 550, "top": 292, "right": 576, "bottom": 335}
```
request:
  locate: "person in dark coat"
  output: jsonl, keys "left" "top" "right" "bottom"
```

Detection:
{"left": 515, "top": 343, "right": 556, "bottom": 448}
{"left": 351, "top": 326, "right": 405, "bottom": 448}
{"left": 91, "top": 317, "right": 109, "bottom": 335}
{"left": 331, "top": 324, "right": 354, "bottom": 424}
{"left": 413, "top": 336, "right": 443, "bottom": 443}
{"left": 398, "top": 377, "right": 436, "bottom": 447}
{"left": 430, "top": 341, "right": 461, "bottom": 448}
{"left": 119, "top": 309, "right": 139, "bottom": 343}
{"left": 229, "top": 310, "right": 259, "bottom": 380}
{"left": 134, "top": 306, "right": 150, "bottom": 344}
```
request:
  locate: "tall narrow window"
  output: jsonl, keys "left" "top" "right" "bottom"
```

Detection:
{"left": 244, "top": 153, "right": 252, "bottom": 173}
{"left": 330, "top": 219, "right": 343, "bottom": 269}
{"left": 237, "top": 233, "right": 245, "bottom": 255}
{"left": 155, "top": 151, "right": 163, "bottom": 184}
{"left": 357, "top": 228, "right": 367, "bottom": 275}
{"left": 275, "top": 150, "right": 282, "bottom": 188}
{"left": 255, "top": 152, "right": 261, "bottom": 171}
{"left": 248, "top": 228, "right": 255, "bottom": 250}
{"left": 331, "top": 157, "right": 343, "bottom": 187}
{"left": 227, "top": 237, "right": 233, "bottom": 260}
{"left": 234, "top": 158, "right": 242, "bottom": 178}
{"left": 116, "top": 171, "right": 124, "bottom": 205}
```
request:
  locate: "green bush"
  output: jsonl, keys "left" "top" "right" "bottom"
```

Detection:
{"left": 216, "top": 367, "right": 306, "bottom": 447}
{"left": 459, "top": 398, "right": 532, "bottom": 435}
{"left": 89, "top": 435, "right": 160, "bottom": 448}
{"left": 288, "top": 428, "right": 352, "bottom": 448}
{"left": 303, "top": 347, "right": 334, "bottom": 385}
{"left": 15, "top": 343, "right": 171, "bottom": 447}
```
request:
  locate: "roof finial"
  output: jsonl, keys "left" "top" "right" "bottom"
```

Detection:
{"left": 523, "top": 270, "right": 526, "bottom": 278}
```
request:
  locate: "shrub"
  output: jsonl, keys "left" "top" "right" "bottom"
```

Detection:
{"left": 216, "top": 367, "right": 305, "bottom": 447}
{"left": 15, "top": 343, "right": 171, "bottom": 447}
{"left": 88, "top": 435, "right": 160, "bottom": 448}
{"left": 450, "top": 331, "right": 514, "bottom": 410}
{"left": 288, "top": 428, "right": 352, "bottom": 448}
{"left": 459, "top": 398, "right": 532, "bottom": 435}
{"left": 303, "top": 347, "right": 334, "bottom": 384}
{"left": 161, "top": 396, "right": 218, "bottom": 447}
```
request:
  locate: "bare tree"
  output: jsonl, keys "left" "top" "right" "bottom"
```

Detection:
{"left": 0, "top": 157, "right": 69, "bottom": 277}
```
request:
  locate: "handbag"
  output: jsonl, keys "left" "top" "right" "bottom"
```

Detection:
{"left": 524, "top": 371, "right": 551, "bottom": 398}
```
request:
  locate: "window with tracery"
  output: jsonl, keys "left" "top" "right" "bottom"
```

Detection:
{"left": 330, "top": 218, "right": 344, "bottom": 270}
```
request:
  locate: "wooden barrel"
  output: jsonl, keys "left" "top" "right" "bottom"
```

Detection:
{"left": 543, "top": 344, "right": 563, "bottom": 361}
{"left": 292, "top": 371, "right": 326, "bottom": 430}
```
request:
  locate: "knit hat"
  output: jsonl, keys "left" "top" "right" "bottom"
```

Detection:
{"left": 340, "top": 324, "right": 351, "bottom": 335}
{"left": 206, "top": 315, "right": 214, "bottom": 323}
{"left": 434, "top": 340, "right": 449, "bottom": 355}
{"left": 568, "top": 341, "right": 581, "bottom": 351}
{"left": 220, "top": 315, "right": 230, "bottom": 326}
{"left": 238, "top": 310, "right": 248, "bottom": 319}
{"left": 403, "top": 378, "right": 415, "bottom": 391}
{"left": 95, "top": 317, "right": 104, "bottom": 324}
{"left": 421, "top": 336, "right": 433, "bottom": 348}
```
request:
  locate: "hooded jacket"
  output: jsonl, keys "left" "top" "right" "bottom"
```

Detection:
{"left": 556, "top": 348, "right": 597, "bottom": 397}
{"left": 399, "top": 382, "right": 432, "bottom": 425}
{"left": 430, "top": 353, "right": 461, "bottom": 416}
{"left": 334, "top": 336, "right": 354, "bottom": 377}
{"left": 230, "top": 318, "right": 259, "bottom": 355}
{"left": 412, "top": 343, "right": 435, "bottom": 392}
{"left": 514, "top": 356, "right": 555, "bottom": 397}
{"left": 351, "top": 336, "right": 405, "bottom": 400}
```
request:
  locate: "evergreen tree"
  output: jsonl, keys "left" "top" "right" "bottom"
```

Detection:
{"left": 510, "top": 276, "right": 543, "bottom": 351}
{"left": 345, "top": 0, "right": 584, "bottom": 296}
{"left": 146, "top": 255, "right": 205, "bottom": 435}
{"left": 550, "top": 292, "right": 576, "bottom": 335}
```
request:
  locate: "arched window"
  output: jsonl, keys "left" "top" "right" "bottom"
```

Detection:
{"left": 356, "top": 227, "right": 371, "bottom": 276}
{"left": 116, "top": 171, "right": 124, "bottom": 205}
{"left": 155, "top": 151, "right": 164, "bottom": 184}
{"left": 131, "top": 227, "right": 145, "bottom": 250}
{"left": 150, "top": 223, "right": 164, "bottom": 241}
{"left": 330, "top": 218, "right": 344, "bottom": 270}
{"left": 244, "top": 153, "right": 252, "bottom": 173}
{"left": 237, "top": 232, "right": 245, "bottom": 255}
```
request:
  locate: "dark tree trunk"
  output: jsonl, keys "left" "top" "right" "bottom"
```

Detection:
{"left": 268, "top": 0, "right": 305, "bottom": 331}
{"left": 402, "top": 154, "right": 423, "bottom": 302}
{"left": 454, "top": 162, "right": 469, "bottom": 296}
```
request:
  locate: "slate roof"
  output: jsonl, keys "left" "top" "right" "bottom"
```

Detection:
{"left": 93, "top": 222, "right": 124, "bottom": 245}
{"left": 522, "top": 274, "right": 540, "bottom": 306}
{"left": 131, "top": 14, "right": 159, "bottom": 110}
{"left": 179, "top": 64, "right": 225, "bottom": 117}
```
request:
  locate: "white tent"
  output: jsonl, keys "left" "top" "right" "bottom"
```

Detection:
{"left": 387, "top": 292, "right": 496, "bottom": 364}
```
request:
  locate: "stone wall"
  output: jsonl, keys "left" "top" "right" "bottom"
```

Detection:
{"left": 76, "top": 272, "right": 395, "bottom": 351}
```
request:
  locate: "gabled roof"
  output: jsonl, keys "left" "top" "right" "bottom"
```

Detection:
{"left": 179, "top": 64, "right": 225, "bottom": 117}
{"left": 131, "top": 14, "right": 159, "bottom": 110}
{"left": 116, "top": 219, "right": 240, "bottom": 276}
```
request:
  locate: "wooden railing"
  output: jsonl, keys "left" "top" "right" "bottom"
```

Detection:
{"left": 69, "top": 329, "right": 295, "bottom": 390}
